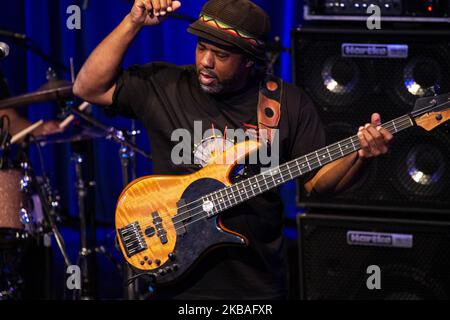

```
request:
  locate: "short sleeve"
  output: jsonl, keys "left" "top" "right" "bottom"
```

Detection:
{"left": 107, "top": 63, "right": 157, "bottom": 119}
{"left": 288, "top": 89, "right": 327, "bottom": 188}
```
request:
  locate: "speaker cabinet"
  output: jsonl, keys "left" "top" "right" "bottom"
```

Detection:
{"left": 292, "top": 27, "right": 450, "bottom": 213}
{"left": 297, "top": 213, "right": 450, "bottom": 300}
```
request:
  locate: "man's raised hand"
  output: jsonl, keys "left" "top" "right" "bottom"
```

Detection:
{"left": 130, "top": 0, "right": 182, "bottom": 27}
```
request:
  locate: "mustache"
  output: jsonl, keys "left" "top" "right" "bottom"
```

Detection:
{"left": 198, "top": 68, "right": 217, "bottom": 78}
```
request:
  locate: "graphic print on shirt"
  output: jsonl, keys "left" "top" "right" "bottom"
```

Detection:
{"left": 193, "top": 134, "right": 235, "bottom": 168}
{"left": 171, "top": 121, "right": 279, "bottom": 170}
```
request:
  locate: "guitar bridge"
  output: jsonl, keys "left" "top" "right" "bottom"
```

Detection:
{"left": 119, "top": 222, "right": 147, "bottom": 258}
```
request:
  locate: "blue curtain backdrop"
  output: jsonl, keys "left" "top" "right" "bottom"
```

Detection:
{"left": 1, "top": 0, "right": 303, "bottom": 225}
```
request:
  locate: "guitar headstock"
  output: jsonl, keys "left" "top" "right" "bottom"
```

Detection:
{"left": 412, "top": 92, "right": 450, "bottom": 131}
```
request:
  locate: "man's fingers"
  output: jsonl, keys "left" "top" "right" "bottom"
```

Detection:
{"left": 151, "top": 0, "right": 161, "bottom": 16}
{"left": 159, "top": 0, "right": 168, "bottom": 15}
{"left": 170, "top": 1, "right": 182, "bottom": 12}
{"left": 358, "top": 113, "right": 391, "bottom": 158}
{"left": 361, "top": 125, "right": 380, "bottom": 156}
{"left": 135, "top": 0, "right": 144, "bottom": 9}
{"left": 374, "top": 126, "right": 393, "bottom": 154}
{"left": 136, "top": 0, "right": 153, "bottom": 18}
{"left": 165, "top": 0, "right": 172, "bottom": 12}
{"left": 366, "top": 124, "right": 384, "bottom": 151}
{"left": 371, "top": 112, "right": 381, "bottom": 126}
{"left": 132, "top": 0, "right": 180, "bottom": 25}
{"left": 166, "top": 0, "right": 173, "bottom": 12}
{"left": 357, "top": 130, "right": 370, "bottom": 157}
{"left": 139, "top": 0, "right": 152, "bottom": 11}
{"left": 159, "top": 1, "right": 182, "bottom": 15}
{"left": 379, "top": 127, "right": 394, "bottom": 148}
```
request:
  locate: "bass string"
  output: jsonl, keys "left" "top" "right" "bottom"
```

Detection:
{"left": 126, "top": 116, "right": 411, "bottom": 229}
{"left": 132, "top": 118, "right": 413, "bottom": 234}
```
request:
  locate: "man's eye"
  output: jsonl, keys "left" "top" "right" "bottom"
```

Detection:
{"left": 217, "top": 53, "right": 229, "bottom": 59}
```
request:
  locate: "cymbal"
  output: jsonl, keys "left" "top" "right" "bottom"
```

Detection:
{"left": 38, "top": 79, "right": 72, "bottom": 91}
{"left": 34, "top": 125, "right": 106, "bottom": 146}
{"left": 0, "top": 80, "right": 73, "bottom": 111}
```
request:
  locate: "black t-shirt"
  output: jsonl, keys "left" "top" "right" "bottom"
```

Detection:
{"left": 109, "top": 62, "right": 326, "bottom": 299}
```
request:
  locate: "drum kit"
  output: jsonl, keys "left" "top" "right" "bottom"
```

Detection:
{"left": 0, "top": 72, "right": 151, "bottom": 300}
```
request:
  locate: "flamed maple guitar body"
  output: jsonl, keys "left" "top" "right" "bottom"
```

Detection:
{"left": 115, "top": 142, "right": 258, "bottom": 284}
{"left": 115, "top": 92, "right": 450, "bottom": 285}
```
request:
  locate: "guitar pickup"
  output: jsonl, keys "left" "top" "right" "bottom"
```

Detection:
{"left": 152, "top": 211, "right": 168, "bottom": 245}
{"left": 175, "top": 199, "right": 189, "bottom": 236}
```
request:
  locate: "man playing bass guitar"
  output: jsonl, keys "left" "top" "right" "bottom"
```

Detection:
{"left": 74, "top": 0, "right": 393, "bottom": 299}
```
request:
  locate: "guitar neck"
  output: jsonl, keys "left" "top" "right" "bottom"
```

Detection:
{"left": 201, "top": 114, "right": 415, "bottom": 217}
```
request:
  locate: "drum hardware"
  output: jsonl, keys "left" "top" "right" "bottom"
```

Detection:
{"left": 0, "top": 114, "right": 26, "bottom": 299}
{"left": 58, "top": 101, "right": 91, "bottom": 130}
{"left": 1, "top": 62, "right": 72, "bottom": 298}
{"left": 18, "top": 160, "right": 34, "bottom": 230}
{"left": 21, "top": 123, "right": 108, "bottom": 300}
{"left": 47, "top": 100, "right": 139, "bottom": 299}
{"left": 31, "top": 161, "right": 72, "bottom": 301}
{"left": 71, "top": 153, "right": 95, "bottom": 300}
{"left": 19, "top": 101, "right": 140, "bottom": 299}
{"left": 117, "top": 126, "right": 152, "bottom": 300}
{"left": 18, "top": 160, "right": 51, "bottom": 233}
{"left": 18, "top": 154, "right": 72, "bottom": 266}
{"left": 0, "top": 79, "right": 73, "bottom": 111}
{"left": 34, "top": 124, "right": 106, "bottom": 146}
{"left": 118, "top": 132, "right": 138, "bottom": 300}
{"left": 0, "top": 115, "right": 72, "bottom": 299}
{"left": 69, "top": 106, "right": 152, "bottom": 160}
{"left": 64, "top": 112, "right": 149, "bottom": 299}
{"left": 66, "top": 106, "right": 151, "bottom": 299}
{"left": 69, "top": 150, "right": 125, "bottom": 300}
{"left": 1, "top": 60, "right": 152, "bottom": 298}
{"left": 116, "top": 125, "right": 158, "bottom": 299}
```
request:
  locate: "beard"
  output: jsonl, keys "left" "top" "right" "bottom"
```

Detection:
{"left": 197, "top": 68, "right": 240, "bottom": 95}
{"left": 199, "top": 80, "right": 225, "bottom": 94}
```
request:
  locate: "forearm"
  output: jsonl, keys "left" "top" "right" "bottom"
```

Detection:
{"left": 73, "top": 14, "right": 142, "bottom": 104}
{"left": 304, "top": 151, "right": 368, "bottom": 194}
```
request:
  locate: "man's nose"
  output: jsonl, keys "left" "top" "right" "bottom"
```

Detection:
{"left": 200, "top": 51, "right": 214, "bottom": 69}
